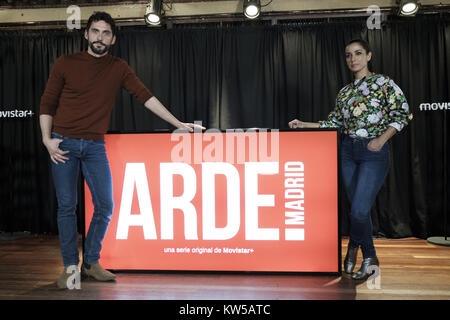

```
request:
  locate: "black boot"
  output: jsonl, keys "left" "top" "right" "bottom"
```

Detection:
{"left": 343, "top": 245, "right": 358, "bottom": 274}
{"left": 352, "top": 257, "right": 379, "bottom": 280}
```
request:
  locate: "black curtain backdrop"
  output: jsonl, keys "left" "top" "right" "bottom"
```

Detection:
{"left": 0, "top": 14, "right": 449, "bottom": 239}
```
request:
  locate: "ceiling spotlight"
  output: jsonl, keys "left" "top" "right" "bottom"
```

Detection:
{"left": 243, "top": 0, "right": 261, "bottom": 19}
{"left": 398, "top": 0, "right": 420, "bottom": 16}
{"left": 145, "top": 0, "right": 162, "bottom": 26}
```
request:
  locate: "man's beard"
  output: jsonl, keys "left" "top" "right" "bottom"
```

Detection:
{"left": 89, "top": 41, "right": 110, "bottom": 55}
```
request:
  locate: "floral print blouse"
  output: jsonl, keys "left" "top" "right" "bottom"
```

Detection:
{"left": 319, "top": 74, "right": 412, "bottom": 138}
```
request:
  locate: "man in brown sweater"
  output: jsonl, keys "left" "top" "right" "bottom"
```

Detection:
{"left": 40, "top": 12, "right": 202, "bottom": 289}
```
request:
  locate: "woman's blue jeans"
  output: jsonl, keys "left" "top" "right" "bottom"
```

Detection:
{"left": 341, "top": 135, "right": 390, "bottom": 259}
{"left": 50, "top": 133, "right": 113, "bottom": 267}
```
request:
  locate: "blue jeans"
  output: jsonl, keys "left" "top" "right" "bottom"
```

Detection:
{"left": 51, "top": 132, "right": 113, "bottom": 267}
{"left": 341, "top": 135, "right": 390, "bottom": 259}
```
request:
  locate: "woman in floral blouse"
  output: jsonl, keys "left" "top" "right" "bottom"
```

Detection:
{"left": 289, "top": 39, "right": 412, "bottom": 280}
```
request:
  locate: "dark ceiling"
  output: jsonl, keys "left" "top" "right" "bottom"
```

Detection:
{"left": 0, "top": 0, "right": 224, "bottom": 7}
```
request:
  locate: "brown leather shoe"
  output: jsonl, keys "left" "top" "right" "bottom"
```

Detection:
{"left": 81, "top": 262, "right": 116, "bottom": 281}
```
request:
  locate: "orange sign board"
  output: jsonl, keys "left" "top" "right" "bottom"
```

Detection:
{"left": 84, "top": 130, "right": 339, "bottom": 273}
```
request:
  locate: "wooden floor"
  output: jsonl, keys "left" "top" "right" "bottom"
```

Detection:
{"left": 0, "top": 235, "right": 449, "bottom": 300}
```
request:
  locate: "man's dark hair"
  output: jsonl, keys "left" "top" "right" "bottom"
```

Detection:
{"left": 86, "top": 11, "right": 116, "bottom": 36}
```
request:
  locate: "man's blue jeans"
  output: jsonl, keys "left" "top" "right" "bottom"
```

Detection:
{"left": 341, "top": 135, "right": 390, "bottom": 259}
{"left": 51, "top": 132, "right": 113, "bottom": 267}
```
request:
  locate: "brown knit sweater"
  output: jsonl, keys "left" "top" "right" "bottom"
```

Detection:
{"left": 40, "top": 51, "right": 153, "bottom": 140}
